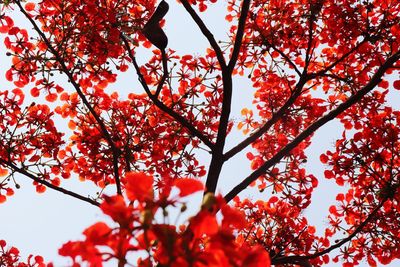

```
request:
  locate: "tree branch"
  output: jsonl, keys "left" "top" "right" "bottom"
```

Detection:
{"left": 121, "top": 35, "right": 215, "bottom": 149}
{"left": 203, "top": 66, "right": 234, "bottom": 193}
{"left": 259, "top": 35, "right": 302, "bottom": 77}
{"left": 0, "top": 158, "right": 99, "bottom": 207}
{"left": 16, "top": 1, "right": 122, "bottom": 195}
{"left": 155, "top": 49, "right": 169, "bottom": 97}
{"left": 310, "top": 39, "right": 369, "bottom": 78}
{"left": 273, "top": 199, "right": 386, "bottom": 265}
{"left": 227, "top": 0, "right": 251, "bottom": 72}
{"left": 223, "top": 79, "right": 305, "bottom": 161}
{"left": 225, "top": 37, "right": 370, "bottom": 161}
{"left": 202, "top": 0, "right": 251, "bottom": 194}
{"left": 224, "top": 51, "right": 400, "bottom": 203}
{"left": 179, "top": 0, "right": 226, "bottom": 68}
{"left": 303, "top": 1, "right": 322, "bottom": 70}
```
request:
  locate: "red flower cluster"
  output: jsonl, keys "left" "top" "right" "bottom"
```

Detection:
{"left": 58, "top": 172, "right": 270, "bottom": 266}
{"left": 0, "top": 240, "right": 45, "bottom": 267}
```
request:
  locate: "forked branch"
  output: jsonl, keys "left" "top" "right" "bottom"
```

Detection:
{"left": 224, "top": 51, "right": 400, "bottom": 202}
{"left": 121, "top": 35, "right": 215, "bottom": 149}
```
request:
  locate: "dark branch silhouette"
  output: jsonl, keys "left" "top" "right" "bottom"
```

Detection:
{"left": 0, "top": 158, "right": 99, "bottom": 207}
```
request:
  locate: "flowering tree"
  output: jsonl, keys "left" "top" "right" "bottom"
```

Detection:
{"left": 1, "top": 0, "right": 400, "bottom": 266}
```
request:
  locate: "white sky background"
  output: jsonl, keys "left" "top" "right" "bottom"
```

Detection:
{"left": 0, "top": 1, "right": 399, "bottom": 266}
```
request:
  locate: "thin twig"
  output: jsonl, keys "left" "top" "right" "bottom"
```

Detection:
{"left": 0, "top": 158, "right": 99, "bottom": 207}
